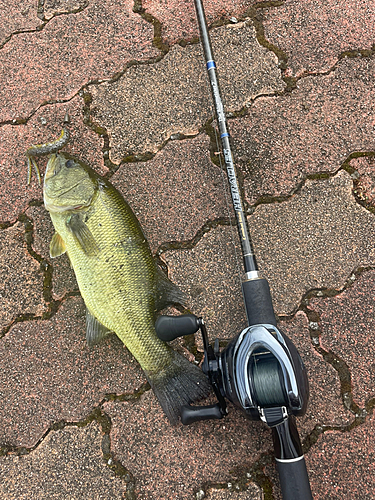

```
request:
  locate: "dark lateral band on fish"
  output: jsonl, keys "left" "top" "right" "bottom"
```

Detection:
{"left": 25, "top": 127, "right": 70, "bottom": 185}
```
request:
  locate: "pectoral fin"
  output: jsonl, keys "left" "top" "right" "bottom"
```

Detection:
{"left": 66, "top": 213, "right": 99, "bottom": 257}
{"left": 86, "top": 309, "right": 112, "bottom": 346}
{"left": 50, "top": 232, "right": 66, "bottom": 258}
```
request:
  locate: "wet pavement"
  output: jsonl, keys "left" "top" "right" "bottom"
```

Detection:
{"left": 0, "top": 0, "right": 374, "bottom": 498}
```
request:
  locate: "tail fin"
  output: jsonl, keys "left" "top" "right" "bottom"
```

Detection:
{"left": 145, "top": 349, "right": 211, "bottom": 424}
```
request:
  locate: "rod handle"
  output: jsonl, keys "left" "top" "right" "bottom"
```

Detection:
{"left": 242, "top": 278, "right": 277, "bottom": 327}
{"left": 275, "top": 456, "right": 313, "bottom": 500}
{"left": 155, "top": 314, "right": 201, "bottom": 341}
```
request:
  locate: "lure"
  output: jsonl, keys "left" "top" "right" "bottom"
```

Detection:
{"left": 25, "top": 127, "right": 70, "bottom": 185}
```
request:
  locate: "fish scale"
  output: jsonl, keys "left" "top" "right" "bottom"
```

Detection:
{"left": 42, "top": 151, "right": 210, "bottom": 422}
{"left": 49, "top": 172, "right": 172, "bottom": 372}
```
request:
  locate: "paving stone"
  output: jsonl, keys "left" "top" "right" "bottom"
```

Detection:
{"left": 0, "top": 297, "right": 144, "bottom": 448}
{"left": 104, "top": 393, "right": 271, "bottom": 500}
{"left": 143, "top": 0, "right": 257, "bottom": 45}
{"left": 0, "top": 97, "right": 105, "bottom": 224}
{"left": 163, "top": 225, "right": 248, "bottom": 342}
{"left": 0, "top": 0, "right": 158, "bottom": 122}
{"left": 230, "top": 58, "right": 375, "bottom": 204}
{"left": 90, "top": 21, "right": 285, "bottom": 162}
{"left": 305, "top": 413, "right": 375, "bottom": 499}
{"left": 263, "top": 0, "right": 375, "bottom": 76}
{"left": 205, "top": 484, "right": 263, "bottom": 499}
{"left": 350, "top": 156, "right": 375, "bottom": 206}
{"left": 248, "top": 171, "right": 375, "bottom": 314}
{"left": 0, "top": 422, "right": 127, "bottom": 499}
{"left": 111, "top": 134, "right": 229, "bottom": 252}
{"left": 0, "top": 222, "right": 46, "bottom": 332}
{"left": 309, "top": 270, "right": 375, "bottom": 407}
{"left": 280, "top": 312, "right": 353, "bottom": 437}
{"left": 0, "top": 1, "right": 42, "bottom": 48}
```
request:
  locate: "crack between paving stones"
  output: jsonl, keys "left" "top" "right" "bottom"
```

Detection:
{"left": 155, "top": 216, "right": 234, "bottom": 258}
{"left": 0, "top": 207, "right": 82, "bottom": 340}
{"left": 0, "top": 2, "right": 90, "bottom": 51}
{"left": 271, "top": 265, "right": 375, "bottom": 449}
{"left": 19, "top": 210, "right": 77, "bottom": 312}
{"left": 276, "top": 265, "right": 375, "bottom": 324}
{"left": 298, "top": 291, "right": 372, "bottom": 420}
{"left": 342, "top": 151, "right": 375, "bottom": 213}
{"left": 0, "top": 90, "right": 84, "bottom": 127}
{"left": 204, "top": 448, "right": 278, "bottom": 500}
{"left": 1, "top": 40, "right": 166, "bottom": 127}
{"left": 287, "top": 47, "right": 375, "bottom": 83}
{"left": 243, "top": 157, "right": 375, "bottom": 216}
{"left": 132, "top": 0, "right": 169, "bottom": 54}
{"left": 195, "top": 397, "right": 375, "bottom": 500}
{"left": 243, "top": 170, "right": 338, "bottom": 215}
{"left": 83, "top": 89, "right": 211, "bottom": 174}
{"left": 0, "top": 387, "right": 152, "bottom": 496}
{"left": 0, "top": 289, "right": 81, "bottom": 341}
{"left": 250, "top": 3, "right": 375, "bottom": 85}
{"left": 195, "top": 470, "right": 269, "bottom": 500}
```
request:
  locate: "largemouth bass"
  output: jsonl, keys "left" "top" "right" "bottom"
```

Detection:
{"left": 43, "top": 152, "right": 210, "bottom": 423}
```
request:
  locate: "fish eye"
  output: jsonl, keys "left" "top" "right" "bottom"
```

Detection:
{"left": 66, "top": 159, "right": 75, "bottom": 168}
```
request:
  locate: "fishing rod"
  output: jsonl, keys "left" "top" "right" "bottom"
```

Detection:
{"left": 155, "top": 2, "right": 313, "bottom": 499}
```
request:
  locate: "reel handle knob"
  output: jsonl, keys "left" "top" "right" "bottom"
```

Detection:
{"left": 181, "top": 403, "right": 224, "bottom": 425}
{"left": 155, "top": 314, "right": 201, "bottom": 341}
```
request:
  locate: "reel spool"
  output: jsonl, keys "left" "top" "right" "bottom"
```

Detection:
{"left": 251, "top": 352, "right": 287, "bottom": 408}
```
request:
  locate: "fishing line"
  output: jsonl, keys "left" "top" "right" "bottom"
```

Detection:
{"left": 251, "top": 352, "right": 287, "bottom": 407}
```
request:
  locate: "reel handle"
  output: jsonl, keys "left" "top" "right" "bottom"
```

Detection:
{"left": 181, "top": 403, "right": 224, "bottom": 425}
{"left": 155, "top": 314, "right": 201, "bottom": 341}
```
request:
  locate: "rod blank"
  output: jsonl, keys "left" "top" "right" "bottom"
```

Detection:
{"left": 193, "top": 0, "right": 258, "bottom": 275}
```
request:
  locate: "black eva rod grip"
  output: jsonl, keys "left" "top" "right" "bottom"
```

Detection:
{"left": 276, "top": 456, "right": 313, "bottom": 500}
{"left": 242, "top": 278, "right": 277, "bottom": 327}
{"left": 181, "top": 404, "right": 224, "bottom": 425}
{"left": 155, "top": 314, "right": 200, "bottom": 342}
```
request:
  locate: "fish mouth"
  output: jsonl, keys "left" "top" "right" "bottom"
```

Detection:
{"left": 44, "top": 185, "right": 93, "bottom": 212}
{"left": 44, "top": 200, "right": 90, "bottom": 213}
{"left": 44, "top": 154, "right": 60, "bottom": 182}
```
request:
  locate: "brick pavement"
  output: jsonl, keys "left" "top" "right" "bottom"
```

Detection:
{"left": 0, "top": 0, "right": 374, "bottom": 498}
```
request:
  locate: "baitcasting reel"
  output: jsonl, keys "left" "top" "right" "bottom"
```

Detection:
{"left": 155, "top": 310, "right": 308, "bottom": 431}
{"left": 156, "top": 278, "right": 313, "bottom": 499}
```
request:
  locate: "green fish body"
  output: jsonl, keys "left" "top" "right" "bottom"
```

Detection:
{"left": 43, "top": 153, "right": 210, "bottom": 423}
